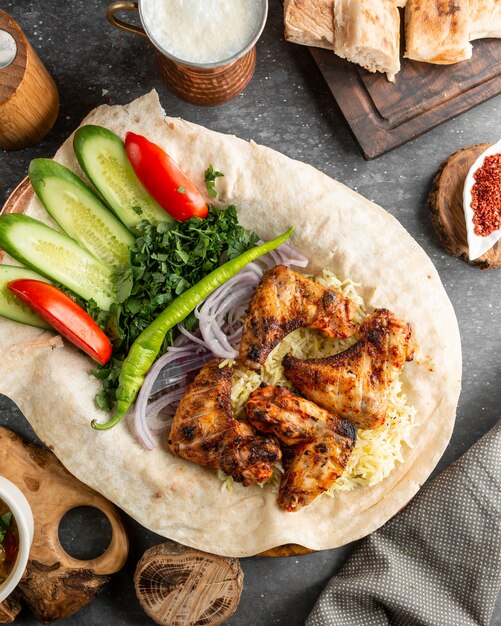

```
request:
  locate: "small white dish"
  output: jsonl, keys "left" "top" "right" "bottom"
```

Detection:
{"left": 0, "top": 476, "right": 34, "bottom": 603}
{"left": 463, "top": 139, "right": 501, "bottom": 260}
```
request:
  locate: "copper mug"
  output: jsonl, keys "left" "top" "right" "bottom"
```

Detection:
{"left": 106, "top": 1, "right": 268, "bottom": 106}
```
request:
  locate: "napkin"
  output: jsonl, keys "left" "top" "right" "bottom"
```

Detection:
{"left": 307, "top": 421, "right": 501, "bottom": 626}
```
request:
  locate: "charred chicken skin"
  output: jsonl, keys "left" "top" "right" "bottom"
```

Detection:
{"left": 246, "top": 385, "right": 356, "bottom": 511}
{"left": 283, "top": 309, "right": 415, "bottom": 430}
{"left": 238, "top": 265, "right": 357, "bottom": 371}
{"left": 168, "top": 359, "right": 281, "bottom": 486}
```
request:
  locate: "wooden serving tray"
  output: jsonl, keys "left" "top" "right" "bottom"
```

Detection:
{"left": 310, "top": 39, "right": 501, "bottom": 159}
{"left": 1, "top": 179, "right": 311, "bottom": 559}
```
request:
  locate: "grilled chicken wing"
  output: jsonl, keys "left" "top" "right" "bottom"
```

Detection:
{"left": 246, "top": 385, "right": 356, "bottom": 511}
{"left": 283, "top": 308, "right": 415, "bottom": 430}
{"left": 168, "top": 359, "right": 281, "bottom": 486}
{"left": 238, "top": 265, "right": 357, "bottom": 371}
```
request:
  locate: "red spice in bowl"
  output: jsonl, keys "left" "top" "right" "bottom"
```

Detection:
{"left": 471, "top": 153, "right": 501, "bottom": 237}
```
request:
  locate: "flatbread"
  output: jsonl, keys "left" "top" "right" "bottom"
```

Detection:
{"left": 0, "top": 91, "right": 461, "bottom": 557}
{"left": 333, "top": 0, "right": 401, "bottom": 82}
{"left": 405, "top": 0, "right": 473, "bottom": 64}
{"left": 469, "top": 0, "right": 501, "bottom": 40}
{"left": 284, "top": 0, "right": 335, "bottom": 49}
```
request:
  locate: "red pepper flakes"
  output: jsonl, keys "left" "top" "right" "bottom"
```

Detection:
{"left": 471, "top": 153, "right": 501, "bottom": 237}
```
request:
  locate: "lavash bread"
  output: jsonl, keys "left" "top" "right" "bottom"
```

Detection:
{"left": 0, "top": 92, "right": 462, "bottom": 557}
{"left": 284, "top": 0, "right": 335, "bottom": 49}
{"left": 404, "top": 0, "right": 473, "bottom": 64}
{"left": 333, "top": 0, "right": 401, "bottom": 82}
{"left": 469, "top": 0, "right": 501, "bottom": 39}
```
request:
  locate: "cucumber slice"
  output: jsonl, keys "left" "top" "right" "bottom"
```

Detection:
{"left": 0, "top": 215, "right": 117, "bottom": 311}
{"left": 29, "top": 158, "right": 134, "bottom": 268}
{"left": 0, "top": 266, "right": 51, "bottom": 328}
{"left": 73, "top": 125, "right": 174, "bottom": 229}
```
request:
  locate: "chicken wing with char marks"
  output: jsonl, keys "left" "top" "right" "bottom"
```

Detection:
{"left": 168, "top": 359, "right": 281, "bottom": 486}
{"left": 283, "top": 308, "right": 415, "bottom": 430}
{"left": 246, "top": 385, "right": 356, "bottom": 512}
{"left": 238, "top": 265, "right": 357, "bottom": 371}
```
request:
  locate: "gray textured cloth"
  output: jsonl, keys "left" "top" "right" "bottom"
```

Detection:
{"left": 307, "top": 422, "right": 501, "bottom": 626}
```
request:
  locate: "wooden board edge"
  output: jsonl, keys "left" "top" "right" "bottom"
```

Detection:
{"left": 310, "top": 48, "right": 501, "bottom": 160}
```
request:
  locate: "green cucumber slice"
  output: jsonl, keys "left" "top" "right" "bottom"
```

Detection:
{"left": 29, "top": 158, "right": 134, "bottom": 268}
{"left": 0, "top": 215, "right": 116, "bottom": 310}
{"left": 73, "top": 125, "right": 174, "bottom": 229}
{"left": 0, "top": 266, "right": 51, "bottom": 328}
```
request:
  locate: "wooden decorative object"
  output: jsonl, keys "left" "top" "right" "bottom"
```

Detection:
{"left": 0, "top": 592, "right": 21, "bottom": 624}
{"left": 309, "top": 40, "right": 501, "bottom": 159}
{"left": 0, "top": 427, "right": 129, "bottom": 623}
{"left": 428, "top": 143, "right": 501, "bottom": 270}
{"left": 134, "top": 541, "right": 243, "bottom": 626}
{"left": 0, "top": 9, "right": 59, "bottom": 150}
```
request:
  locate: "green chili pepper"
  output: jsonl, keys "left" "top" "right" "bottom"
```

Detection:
{"left": 92, "top": 227, "right": 294, "bottom": 430}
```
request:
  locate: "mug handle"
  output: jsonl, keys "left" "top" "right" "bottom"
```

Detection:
{"left": 106, "top": 1, "right": 148, "bottom": 39}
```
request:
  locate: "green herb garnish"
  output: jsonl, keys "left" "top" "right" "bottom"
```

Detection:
{"left": 204, "top": 165, "right": 224, "bottom": 199}
{"left": 77, "top": 204, "right": 258, "bottom": 411}
{"left": 176, "top": 186, "right": 186, "bottom": 194}
{"left": 0, "top": 513, "right": 12, "bottom": 544}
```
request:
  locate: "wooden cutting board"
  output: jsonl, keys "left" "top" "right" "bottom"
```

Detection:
{"left": 310, "top": 38, "right": 501, "bottom": 159}
{"left": 0, "top": 427, "right": 128, "bottom": 623}
{"left": 0, "top": 179, "right": 312, "bottom": 558}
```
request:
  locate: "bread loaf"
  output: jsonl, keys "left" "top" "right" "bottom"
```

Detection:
{"left": 333, "top": 0, "right": 401, "bottom": 82}
{"left": 405, "top": 0, "right": 472, "bottom": 64}
{"left": 284, "top": 0, "right": 335, "bottom": 49}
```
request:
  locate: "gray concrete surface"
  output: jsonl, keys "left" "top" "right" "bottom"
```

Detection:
{"left": 1, "top": 1, "right": 500, "bottom": 624}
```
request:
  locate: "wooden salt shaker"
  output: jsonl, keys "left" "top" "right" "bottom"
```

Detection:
{"left": 0, "top": 9, "right": 59, "bottom": 150}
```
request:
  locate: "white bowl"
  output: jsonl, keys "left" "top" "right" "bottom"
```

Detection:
{"left": 0, "top": 476, "right": 34, "bottom": 603}
{"left": 463, "top": 139, "right": 501, "bottom": 260}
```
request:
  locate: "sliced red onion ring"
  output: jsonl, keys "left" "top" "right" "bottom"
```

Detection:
{"left": 134, "top": 348, "right": 210, "bottom": 450}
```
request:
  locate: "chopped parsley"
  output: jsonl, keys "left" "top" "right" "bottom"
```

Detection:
{"left": 204, "top": 164, "right": 224, "bottom": 199}
{"left": 0, "top": 513, "right": 12, "bottom": 545}
{"left": 176, "top": 186, "right": 185, "bottom": 194}
{"left": 80, "top": 204, "right": 258, "bottom": 411}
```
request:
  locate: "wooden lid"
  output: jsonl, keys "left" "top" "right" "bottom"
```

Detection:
{"left": 0, "top": 9, "right": 28, "bottom": 104}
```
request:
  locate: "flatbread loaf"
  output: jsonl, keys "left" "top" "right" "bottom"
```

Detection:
{"left": 333, "top": 0, "right": 401, "bottom": 82}
{"left": 469, "top": 0, "right": 501, "bottom": 39}
{"left": 284, "top": 0, "right": 335, "bottom": 49}
{"left": 405, "top": 0, "right": 473, "bottom": 64}
{"left": 0, "top": 91, "right": 461, "bottom": 557}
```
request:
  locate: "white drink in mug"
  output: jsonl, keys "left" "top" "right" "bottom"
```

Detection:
{"left": 141, "top": 0, "right": 264, "bottom": 66}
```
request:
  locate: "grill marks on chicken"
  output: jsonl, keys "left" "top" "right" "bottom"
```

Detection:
{"left": 238, "top": 265, "right": 357, "bottom": 371}
{"left": 283, "top": 309, "right": 415, "bottom": 430}
{"left": 168, "top": 360, "right": 281, "bottom": 486}
{"left": 246, "top": 386, "right": 356, "bottom": 512}
{"left": 168, "top": 260, "right": 415, "bottom": 513}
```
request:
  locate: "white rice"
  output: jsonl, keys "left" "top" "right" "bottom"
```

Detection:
{"left": 220, "top": 270, "right": 416, "bottom": 495}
